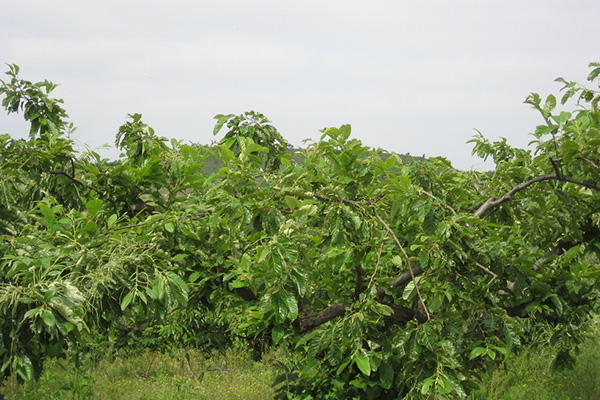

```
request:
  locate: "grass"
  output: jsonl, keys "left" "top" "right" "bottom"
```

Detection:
{"left": 1, "top": 347, "right": 276, "bottom": 400}
{"left": 2, "top": 322, "right": 600, "bottom": 399}
{"left": 470, "top": 319, "right": 600, "bottom": 400}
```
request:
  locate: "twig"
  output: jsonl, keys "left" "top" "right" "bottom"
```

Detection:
{"left": 579, "top": 156, "right": 600, "bottom": 171}
{"left": 112, "top": 222, "right": 148, "bottom": 231}
{"left": 313, "top": 193, "right": 361, "bottom": 208}
{"left": 420, "top": 190, "right": 457, "bottom": 214}
{"left": 475, "top": 262, "right": 498, "bottom": 285}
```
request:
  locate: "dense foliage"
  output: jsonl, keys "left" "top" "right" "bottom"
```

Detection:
{"left": 1, "top": 63, "right": 600, "bottom": 399}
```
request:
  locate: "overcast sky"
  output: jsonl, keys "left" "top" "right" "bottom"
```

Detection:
{"left": 1, "top": 1, "right": 597, "bottom": 169}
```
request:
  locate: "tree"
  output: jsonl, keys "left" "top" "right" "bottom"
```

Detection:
{"left": 1, "top": 62, "right": 600, "bottom": 399}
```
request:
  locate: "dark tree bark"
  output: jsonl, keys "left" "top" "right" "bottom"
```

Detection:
{"left": 354, "top": 264, "right": 364, "bottom": 301}
{"left": 295, "top": 303, "right": 352, "bottom": 333}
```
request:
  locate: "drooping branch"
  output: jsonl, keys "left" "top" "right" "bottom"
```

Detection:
{"left": 50, "top": 170, "right": 106, "bottom": 197}
{"left": 313, "top": 191, "right": 431, "bottom": 320}
{"left": 474, "top": 173, "right": 599, "bottom": 218}
{"left": 371, "top": 207, "right": 431, "bottom": 321}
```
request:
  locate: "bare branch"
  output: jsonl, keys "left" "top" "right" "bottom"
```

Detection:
{"left": 579, "top": 156, "right": 600, "bottom": 171}
{"left": 549, "top": 157, "right": 563, "bottom": 178}
{"left": 475, "top": 173, "right": 599, "bottom": 217}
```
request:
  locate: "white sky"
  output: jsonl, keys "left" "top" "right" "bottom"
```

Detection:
{"left": 1, "top": 0, "right": 598, "bottom": 170}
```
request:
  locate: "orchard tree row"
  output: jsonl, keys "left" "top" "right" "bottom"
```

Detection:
{"left": 1, "top": 63, "right": 600, "bottom": 399}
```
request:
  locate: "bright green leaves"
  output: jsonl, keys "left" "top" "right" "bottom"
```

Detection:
{"left": 120, "top": 291, "right": 134, "bottom": 311}
{"left": 354, "top": 350, "right": 371, "bottom": 376}
{"left": 270, "top": 291, "right": 299, "bottom": 323}
{"left": 0, "top": 64, "right": 72, "bottom": 139}
{"left": 213, "top": 111, "right": 289, "bottom": 170}
{"left": 468, "top": 345, "right": 509, "bottom": 361}
{"left": 115, "top": 113, "right": 168, "bottom": 163}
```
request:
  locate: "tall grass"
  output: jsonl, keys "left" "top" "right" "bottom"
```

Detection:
{"left": 471, "top": 319, "right": 600, "bottom": 400}
{"left": 1, "top": 348, "right": 276, "bottom": 400}
{"left": 2, "top": 322, "right": 600, "bottom": 399}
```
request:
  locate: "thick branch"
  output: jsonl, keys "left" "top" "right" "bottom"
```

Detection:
{"left": 294, "top": 301, "right": 416, "bottom": 334}
{"left": 295, "top": 303, "right": 352, "bottom": 333}
{"left": 389, "top": 265, "right": 424, "bottom": 288}
{"left": 533, "top": 240, "right": 579, "bottom": 271}
{"left": 475, "top": 174, "right": 599, "bottom": 217}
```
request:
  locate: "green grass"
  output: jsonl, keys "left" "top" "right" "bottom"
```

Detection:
{"left": 3, "top": 322, "right": 600, "bottom": 400}
{"left": 470, "top": 320, "right": 600, "bottom": 400}
{"left": 1, "top": 348, "right": 276, "bottom": 400}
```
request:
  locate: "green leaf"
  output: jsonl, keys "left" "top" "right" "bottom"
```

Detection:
{"left": 421, "top": 377, "right": 435, "bottom": 395}
{"left": 354, "top": 352, "right": 371, "bottom": 376}
{"left": 544, "top": 94, "right": 556, "bottom": 114}
{"left": 402, "top": 280, "right": 416, "bottom": 301}
{"left": 16, "top": 356, "right": 35, "bottom": 382}
{"left": 283, "top": 292, "right": 299, "bottom": 321}
{"left": 107, "top": 214, "right": 118, "bottom": 228}
{"left": 164, "top": 222, "right": 175, "bottom": 233}
{"left": 213, "top": 114, "right": 234, "bottom": 135}
{"left": 86, "top": 199, "right": 104, "bottom": 216}
{"left": 379, "top": 360, "right": 394, "bottom": 389}
{"left": 121, "top": 291, "right": 134, "bottom": 311}
{"left": 272, "top": 325, "right": 285, "bottom": 344}
{"left": 152, "top": 279, "right": 165, "bottom": 300}
{"left": 172, "top": 253, "right": 187, "bottom": 262}
{"left": 41, "top": 309, "right": 57, "bottom": 328}
{"left": 438, "top": 376, "right": 452, "bottom": 394}
{"left": 587, "top": 66, "right": 600, "bottom": 81}
{"left": 38, "top": 203, "right": 55, "bottom": 220}
{"left": 422, "top": 211, "right": 438, "bottom": 235}
{"left": 169, "top": 272, "right": 189, "bottom": 293}
{"left": 468, "top": 346, "right": 487, "bottom": 360}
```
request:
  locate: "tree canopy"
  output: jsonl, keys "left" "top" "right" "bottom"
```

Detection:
{"left": 1, "top": 62, "right": 600, "bottom": 399}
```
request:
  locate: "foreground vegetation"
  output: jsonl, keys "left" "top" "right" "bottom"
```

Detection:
{"left": 1, "top": 348, "right": 276, "bottom": 399}
{"left": 2, "top": 320, "right": 600, "bottom": 399}
{"left": 2, "top": 63, "right": 600, "bottom": 398}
